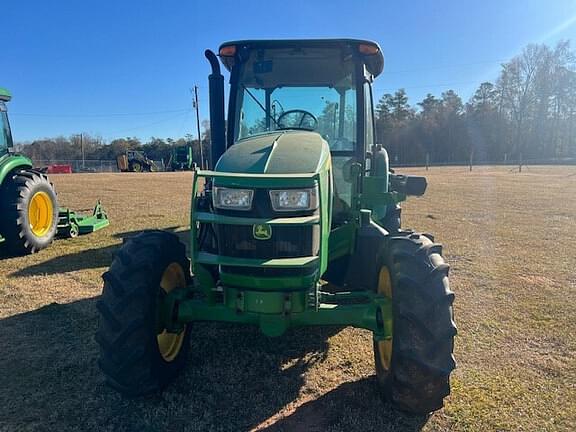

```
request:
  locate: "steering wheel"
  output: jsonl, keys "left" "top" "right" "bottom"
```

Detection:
{"left": 277, "top": 109, "right": 318, "bottom": 131}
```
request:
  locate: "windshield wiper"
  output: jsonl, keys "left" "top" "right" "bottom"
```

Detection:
{"left": 242, "top": 85, "right": 280, "bottom": 128}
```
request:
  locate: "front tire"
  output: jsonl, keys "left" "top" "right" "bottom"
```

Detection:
{"left": 373, "top": 232, "right": 456, "bottom": 414}
{"left": 96, "top": 230, "right": 191, "bottom": 396}
{"left": 0, "top": 169, "right": 59, "bottom": 255}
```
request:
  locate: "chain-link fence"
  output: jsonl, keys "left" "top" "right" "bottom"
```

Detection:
{"left": 391, "top": 157, "right": 576, "bottom": 169}
{"left": 34, "top": 159, "right": 166, "bottom": 173}
{"left": 33, "top": 158, "right": 575, "bottom": 174}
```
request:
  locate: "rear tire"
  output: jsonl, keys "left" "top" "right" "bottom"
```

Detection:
{"left": 373, "top": 232, "right": 456, "bottom": 414}
{"left": 0, "top": 169, "right": 58, "bottom": 255}
{"left": 96, "top": 230, "right": 191, "bottom": 396}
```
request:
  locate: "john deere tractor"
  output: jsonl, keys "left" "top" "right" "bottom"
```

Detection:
{"left": 0, "top": 87, "right": 59, "bottom": 254}
{"left": 167, "top": 145, "right": 195, "bottom": 171}
{"left": 97, "top": 39, "right": 456, "bottom": 414}
{"left": 0, "top": 88, "right": 110, "bottom": 254}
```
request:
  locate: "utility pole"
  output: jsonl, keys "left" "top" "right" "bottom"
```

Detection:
{"left": 79, "top": 133, "right": 85, "bottom": 170}
{"left": 193, "top": 86, "right": 204, "bottom": 169}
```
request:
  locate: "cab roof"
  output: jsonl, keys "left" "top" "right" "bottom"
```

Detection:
{"left": 219, "top": 38, "right": 381, "bottom": 50}
{"left": 218, "top": 38, "right": 384, "bottom": 77}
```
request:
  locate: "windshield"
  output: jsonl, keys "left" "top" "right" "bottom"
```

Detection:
{"left": 234, "top": 46, "right": 358, "bottom": 152}
{"left": 0, "top": 107, "right": 12, "bottom": 153}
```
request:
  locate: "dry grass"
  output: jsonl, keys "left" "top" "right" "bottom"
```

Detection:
{"left": 0, "top": 167, "right": 575, "bottom": 431}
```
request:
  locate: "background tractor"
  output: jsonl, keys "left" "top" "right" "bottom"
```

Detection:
{"left": 0, "top": 87, "right": 59, "bottom": 254}
{"left": 0, "top": 88, "right": 109, "bottom": 254}
{"left": 116, "top": 150, "right": 158, "bottom": 172}
{"left": 97, "top": 39, "right": 456, "bottom": 414}
{"left": 166, "top": 144, "right": 195, "bottom": 171}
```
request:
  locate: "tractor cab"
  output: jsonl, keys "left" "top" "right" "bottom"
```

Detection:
{"left": 214, "top": 40, "right": 385, "bottom": 221}
{"left": 0, "top": 88, "right": 14, "bottom": 157}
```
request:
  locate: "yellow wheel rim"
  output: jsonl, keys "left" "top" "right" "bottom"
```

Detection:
{"left": 157, "top": 262, "right": 187, "bottom": 362}
{"left": 28, "top": 191, "right": 54, "bottom": 237}
{"left": 377, "top": 266, "right": 393, "bottom": 371}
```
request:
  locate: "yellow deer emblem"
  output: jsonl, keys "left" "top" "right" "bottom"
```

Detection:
{"left": 253, "top": 224, "right": 272, "bottom": 240}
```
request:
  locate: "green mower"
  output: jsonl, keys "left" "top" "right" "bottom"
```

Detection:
{"left": 0, "top": 88, "right": 109, "bottom": 255}
{"left": 97, "top": 39, "right": 456, "bottom": 414}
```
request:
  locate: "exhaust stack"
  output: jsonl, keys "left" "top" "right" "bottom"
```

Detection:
{"left": 204, "top": 50, "right": 226, "bottom": 169}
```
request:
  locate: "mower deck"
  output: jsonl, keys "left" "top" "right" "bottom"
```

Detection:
{"left": 57, "top": 201, "right": 109, "bottom": 238}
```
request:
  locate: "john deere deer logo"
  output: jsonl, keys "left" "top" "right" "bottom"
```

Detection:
{"left": 253, "top": 224, "right": 272, "bottom": 240}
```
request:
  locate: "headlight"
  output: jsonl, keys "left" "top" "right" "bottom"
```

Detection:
{"left": 269, "top": 187, "right": 318, "bottom": 211}
{"left": 213, "top": 187, "right": 254, "bottom": 210}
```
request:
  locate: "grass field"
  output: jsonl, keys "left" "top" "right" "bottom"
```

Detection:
{"left": 0, "top": 166, "right": 575, "bottom": 431}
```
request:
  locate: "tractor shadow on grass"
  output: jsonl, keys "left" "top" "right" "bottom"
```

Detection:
{"left": 9, "top": 226, "right": 188, "bottom": 277}
{"left": 257, "top": 378, "right": 429, "bottom": 432}
{"left": 0, "top": 299, "right": 428, "bottom": 432}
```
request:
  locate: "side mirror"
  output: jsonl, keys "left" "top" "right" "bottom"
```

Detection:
{"left": 390, "top": 174, "right": 427, "bottom": 196}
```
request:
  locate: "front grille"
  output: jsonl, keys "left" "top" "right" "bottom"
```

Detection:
{"left": 212, "top": 187, "right": 320, "bottom": 279}
{"left": 217, "top": 224, "right": 319, "bottom": 259}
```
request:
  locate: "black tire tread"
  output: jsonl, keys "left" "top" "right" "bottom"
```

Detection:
{"left": 0, "top": 168, "right": 58, "bottom": 254}
{"left": 375, "top": 232, "right": 456, "bottom": 414}
{"left": 95, "top": 230, "right": 191, "bottom": 397}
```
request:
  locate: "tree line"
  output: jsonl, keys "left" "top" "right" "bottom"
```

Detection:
{"left": 15, "top": 119, "right": 211, "bottom": 167}
{"left": 17, "top": 135, "right": 208, "bottom": 164}
{"left": 375, "top": 41, "right": 576, "bottom": 165}
{"left": 15, "top": 41, "right": 576, "bottom": 166}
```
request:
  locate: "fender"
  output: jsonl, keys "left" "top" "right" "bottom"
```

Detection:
{"left": 0, "top": 154, "right": 33, "bottom": 186}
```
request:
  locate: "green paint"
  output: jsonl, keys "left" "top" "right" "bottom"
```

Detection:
{"left": 57, "top": 201, "right": 110, "bottom": 235}
{"left": 0, "top": 154, "right": 33, "bottom": 185}
{"left": 215, "top": 131, "right": 330, "bottom": 174}
{"left": 220, "top": 271, "right": 316, "bottom": 290}
{"left": 361, "top": 175, "right": 406, "bottom": 222}
{"left": 0, "top": 88, "right": 11, "bottom": 102}
{"left": 170, "top": 290, "right": 392, "bottom": 340}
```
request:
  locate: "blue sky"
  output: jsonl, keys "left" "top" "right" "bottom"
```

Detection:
{"left": 4, "top": 0, "right": 576, "bottom": 142}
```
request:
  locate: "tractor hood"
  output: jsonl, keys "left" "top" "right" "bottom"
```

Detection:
{"left": 215, "top": 130, "right": 330, "bottom": 174}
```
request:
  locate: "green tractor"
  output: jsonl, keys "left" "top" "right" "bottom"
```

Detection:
{"left": 167, "top": 145, "right": 195, "bottom": 171}
{"left": 97, "top": 39, "right": 456, "bottom": 414}
{"left": 0, "top": 87, "right": 60, "bottom": 254}
{"left": 0, "top": 88, "right": 110, "bottom": 254}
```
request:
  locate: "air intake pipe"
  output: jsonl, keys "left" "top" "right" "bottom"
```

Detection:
{"left": 204, "top": 50, "right": 226, "bottom": 169}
